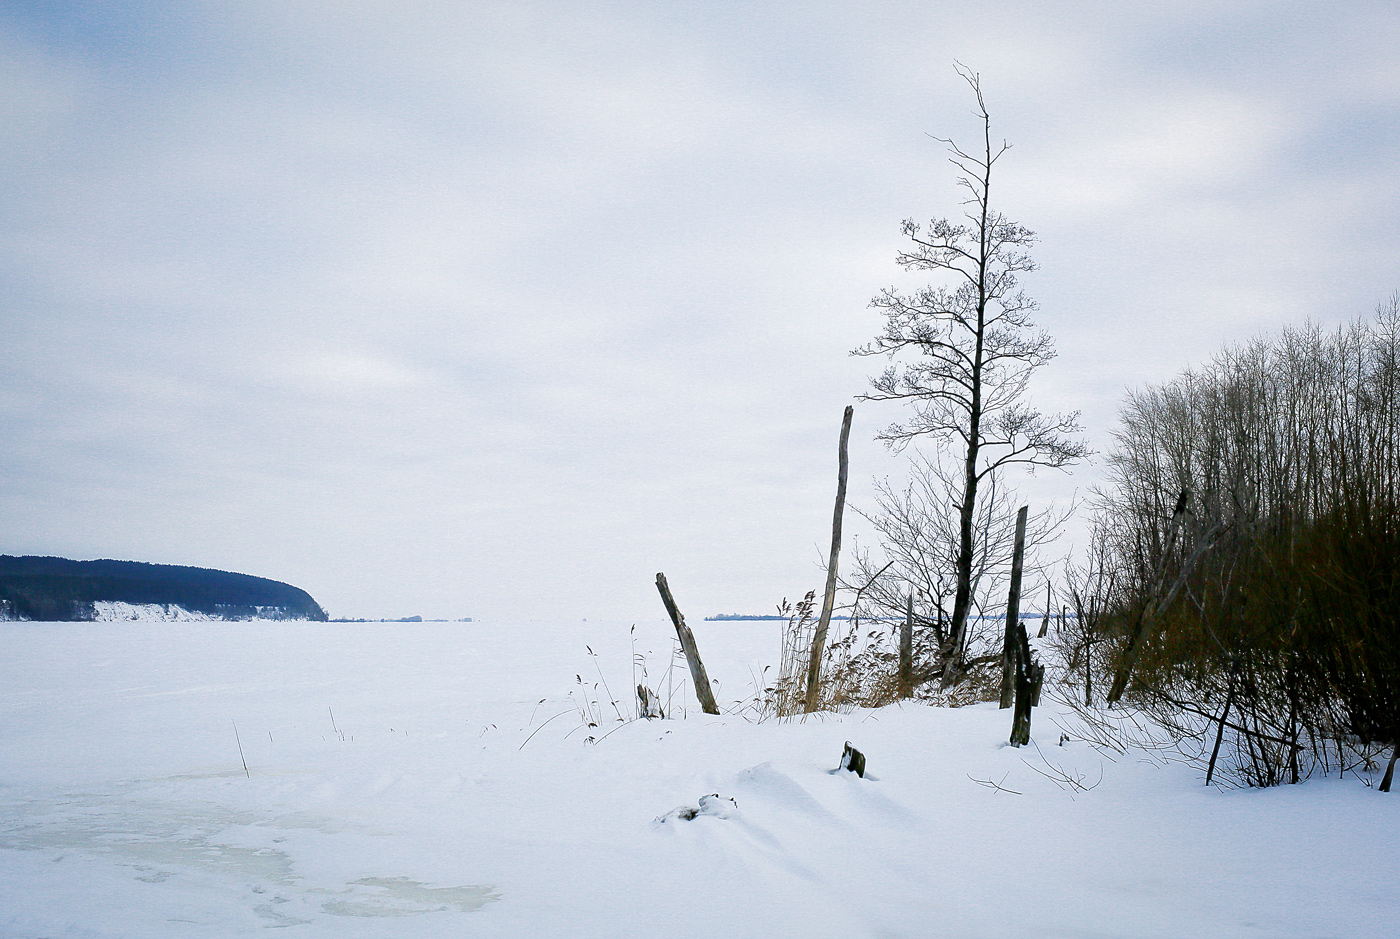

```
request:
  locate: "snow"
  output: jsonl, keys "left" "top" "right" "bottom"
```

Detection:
{"left": 0, "top": 618, "right": 1395, "bottom": 938}
{"left": 2, "top": 603, "right": 319, "bottom": 623}
{"left": 90, "top": 602, "right": 221, "bottom": 622}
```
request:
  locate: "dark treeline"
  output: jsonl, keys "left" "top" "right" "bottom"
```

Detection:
{"left": 0, "top": 556, "right": 328, "bottom": 622}
{"left": 1085, "top": 299, "right": 1399, "bottom": 787}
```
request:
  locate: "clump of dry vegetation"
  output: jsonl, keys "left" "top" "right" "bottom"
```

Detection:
{"left": 760, "top": 590, "right": 1003, "bottom": 718}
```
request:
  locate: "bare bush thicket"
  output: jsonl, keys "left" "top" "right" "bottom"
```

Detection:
{"left": 1047, "top": 526, "right": 1119, "bottom": 708}
{"left": 1089, "top": 299, "right": 1400, "bottom": 787}
{"left": 845, "top": 454, "right": 1068, "bottom": 696}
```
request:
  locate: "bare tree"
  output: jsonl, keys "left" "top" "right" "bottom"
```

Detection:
{"left": 846, "top": 454, "right": 1069, "bottom": 676}
{"left": 854, "top": 65, "right": 1087, "bottom": 674}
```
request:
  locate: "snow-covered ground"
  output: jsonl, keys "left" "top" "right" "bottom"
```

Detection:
{"left": 0, "top": 618, "right": 1395, "bottom": 938}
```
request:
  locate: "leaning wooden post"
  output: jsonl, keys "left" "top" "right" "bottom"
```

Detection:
{"left": 805, "top": 404, "right": 854, "bottom": 714}
{"left": 898, "top": 589, "right": 914, "bottom": 698}
{"left": 655, "top": 573, "right": 720, "bottom": 715}
{"left": 999, "top": 505, "right": 1029, "bottom": 709}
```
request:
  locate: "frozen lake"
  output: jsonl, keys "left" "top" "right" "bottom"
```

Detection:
{"left": 1, "top": 618, "right": 1395, "bottom": 937}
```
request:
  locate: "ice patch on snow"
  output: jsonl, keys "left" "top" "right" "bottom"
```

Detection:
{"left": 317, "top": 877, "right": 499, "bottom": 916}
{"left": 0, "top": 793, "right": 498, "bottom": 925}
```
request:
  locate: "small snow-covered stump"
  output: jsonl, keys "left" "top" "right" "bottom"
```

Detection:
{"left": 636, "top": 684, "right": 663, "bottom": 719}
{"left": 838, "top": 741, "right": 866, "bottom": 778}
{"left": 654, "top": 793, "right": 738, "bottom": 824}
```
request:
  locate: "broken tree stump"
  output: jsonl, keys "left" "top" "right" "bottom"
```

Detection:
{"left": 636, "top": 684, "right": 663, "bottom": 720}
{"left": 655, "top": 572, "right": 720, "bottom": 715}
{"left": 1000, "top": 505, "right": 1029, "bottom": 709}
{"left": 838, "top": 741, "right": 866, "bottom": 778}
{"left": 1009, "top": 621, "right": 1044, "bottom": 747}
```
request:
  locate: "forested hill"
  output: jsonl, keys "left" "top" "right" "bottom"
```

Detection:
{"left": 0, "top": 556, "right": 327, "bottom": 622}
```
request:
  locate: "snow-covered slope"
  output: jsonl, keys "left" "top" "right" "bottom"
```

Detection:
{"left": 0, "top": 619, "right": 1394, "bottom": 937}
{"left": 90, "top": 601, "right": 222, "bottom": 621}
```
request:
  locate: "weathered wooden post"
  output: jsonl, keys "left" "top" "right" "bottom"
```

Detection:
{"left": 898, "top": 589, "right": 914, "bottom": 698}
{"left": 805, "top": 405, "right": 854, "bottom": 714}
{"left": 655, "top": 572, "right": 720, "bottom": 715}
{"left": 999, "top": 505, "right": 1029, "bottom": 709}
{"left": 1037, "top": 582, "right": 1051, "bottom": 638}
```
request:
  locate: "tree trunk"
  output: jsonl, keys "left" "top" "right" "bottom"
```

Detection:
{"left": 1084, "top": 633, "right": 1093, "bottom": 707}
{"left": 945, "top": 444, "right": 980, "bottom": 674}
{"left": 655, "top": 572, "right": 720, "bottom": 715}
{"left": 1205, "top": 672, "right": 1236, "bottom": 787}
{"left": 1380, "top": 745, "right": 1398, "bottom": 793}
{"left": 936, "top": 597, "right": 945, "bottom": 651}
{"left": 805, "top": 405, "right": 854, "bottom": 713}
{"left": 999, "top": 506, "right": 1029, "bottom": 709}
{"left": 1107, "top": 489, "right": 1190, "bottom": 705}
{"left": 898, "top": 589, "right": 914, "bottom": 698}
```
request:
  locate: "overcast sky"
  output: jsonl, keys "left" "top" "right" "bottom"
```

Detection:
{"left": 3, "top": 2, "right": 1398, "bottom": 621}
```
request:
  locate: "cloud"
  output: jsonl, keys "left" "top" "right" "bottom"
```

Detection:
{"left": 264, "top": 351, "right": 427, "bottom": 396}
{"left": 2, "top": 2, "right": 1398, "bottom": 618}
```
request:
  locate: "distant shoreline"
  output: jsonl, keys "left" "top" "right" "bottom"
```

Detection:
{"left": 330, "top": 617, "right": 473, "bottom": 623}
{"left": 704, "top": 614, "right": 851, "bottom": 622}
